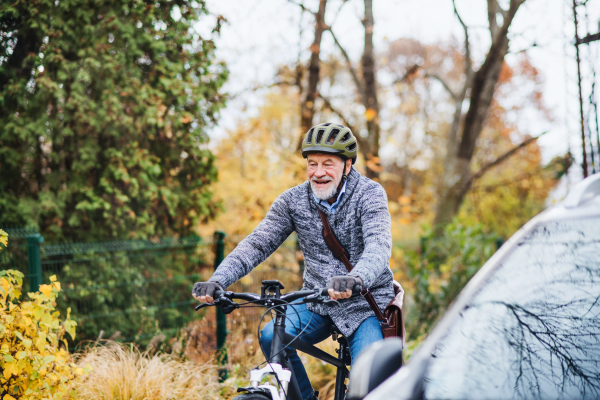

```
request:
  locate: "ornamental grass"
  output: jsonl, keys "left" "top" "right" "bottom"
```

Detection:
{"left": 74, "top": 342, "right": 220, "bottom": 400}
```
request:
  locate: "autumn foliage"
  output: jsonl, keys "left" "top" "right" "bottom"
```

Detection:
{"left": 0, "top": 267, "right": 89, "bottom": 399}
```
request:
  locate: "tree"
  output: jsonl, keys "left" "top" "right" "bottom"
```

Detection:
{"left": 298, "top": 0, "right": 328, "bottom": 144}
{"left": 0, "top": 0, "right": 227, "bottom": 241}
{"left": 286, "top": 0, "right": 383, "bottom": 179}
{"left": 430, "top": 0, "right": 529, "bottom": 233}
{"left": 199, "top": 89, "right": 305, "bottom": 237}
{"left": 327, "top": 0, "right": 382, "bottom": 179}
{"left": 378, "top": 37, "right": 561, "bottom": 239}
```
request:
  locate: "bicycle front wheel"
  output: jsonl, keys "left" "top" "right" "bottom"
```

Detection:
{"left": 232, "top": 394, "right": 271, "bottom": 400}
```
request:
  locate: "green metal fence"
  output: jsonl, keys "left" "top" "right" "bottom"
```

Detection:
{"left": 0, "top": 227, "right": 302, "bottom": 349}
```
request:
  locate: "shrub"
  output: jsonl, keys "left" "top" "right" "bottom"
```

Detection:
{"left": 405, "top": 221, "right": 499, "bottom": 337}
{"left": 0, "top": 269, "right": 89, "bottom": 399}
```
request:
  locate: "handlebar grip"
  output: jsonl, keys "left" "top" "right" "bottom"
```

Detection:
{"left": 214, "top": 289, "right": 224, "bottom": 298}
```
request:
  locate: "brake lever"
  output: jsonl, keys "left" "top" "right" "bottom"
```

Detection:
{"left": 214, "top": 297, "right": 239, "bottom": 314}
{"left": 195, "top": 303, "right": 215, "bottom": 311}
{"left": 321, "top": 297, "right": 339, "bottom": 306}
{"left": 301, "top": 291, "right": 340, "bottom": 306}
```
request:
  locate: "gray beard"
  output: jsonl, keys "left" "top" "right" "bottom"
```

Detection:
{"left": 310, "top": 179, "right": 338, "bottom": 201}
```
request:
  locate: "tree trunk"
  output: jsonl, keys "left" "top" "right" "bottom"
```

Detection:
{"left": 298, "top": 0, "right": 328, "bottom": 149}
{"left": 433, "top": 0, "right": 525, "bottom": 233}
{"left": 361, "top": 0, "right": 380, "bottom": 180}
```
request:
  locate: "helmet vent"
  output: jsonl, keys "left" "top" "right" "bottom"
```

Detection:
{"left": 339, "top": 131, "right": 351, "bottom": 144}
{"left": 322, "top": 123, "right": 331, "bottom": 126}
{"left": 326, "top": 129, "right": 340, "bottom": 144}
{"left": 346, "top": 142, "right": 357, "bottom": 152}
{"left": 316, "top": 129, "right": 326, "bottom": 144}
{"left": 306, "top": 128, "right": 314, "bottom": 144}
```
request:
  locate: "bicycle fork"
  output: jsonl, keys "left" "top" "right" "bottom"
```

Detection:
{"left": 262, "top": 306, "right": 303, "bottom": 399}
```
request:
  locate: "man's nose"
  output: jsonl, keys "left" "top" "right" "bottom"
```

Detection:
{"left": 314, "top": 164, "right": 327, "bottom": 177}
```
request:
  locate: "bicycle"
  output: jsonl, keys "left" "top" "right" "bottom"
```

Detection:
{"left": 195, "top": 279, "right": 363, "bottom": 400}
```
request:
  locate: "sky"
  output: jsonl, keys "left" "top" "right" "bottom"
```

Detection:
{"left": 197, "top": 0, "right": 600, "bottom": 184}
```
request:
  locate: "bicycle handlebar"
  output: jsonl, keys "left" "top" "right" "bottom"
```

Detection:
{"left": 195, "top": 285, "right": 363, "bottom": 311}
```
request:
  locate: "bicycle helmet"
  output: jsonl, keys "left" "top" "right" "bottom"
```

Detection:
{"left": 301, "top": 123, "right": 358, "bottom": 164}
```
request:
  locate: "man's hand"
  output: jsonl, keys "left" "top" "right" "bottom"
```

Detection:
{"left": 192, "top": 281, "right": 223, "bottom": 304}
{"left": 327, "top": 276, "right": 363, "bottom": 300}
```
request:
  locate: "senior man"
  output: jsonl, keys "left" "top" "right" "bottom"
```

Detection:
{"left": 192, "top": 122, "right": 394, "bottom": 400}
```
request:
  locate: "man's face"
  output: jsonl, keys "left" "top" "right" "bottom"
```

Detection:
{"left": 307, "top": 153, "right": 350, "bottom": 200}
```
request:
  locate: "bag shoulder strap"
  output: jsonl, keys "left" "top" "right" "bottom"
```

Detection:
{"left": 317, "top": 208, "right": 387, "bottom": 323}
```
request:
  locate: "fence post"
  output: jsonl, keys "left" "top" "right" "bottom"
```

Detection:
{"left": 26, "top": 234, "right": 43, "bottom": 292}
{"left": 495, "top": 237, "right": 505, "bottom": 250}
{"left": 213, "top": 231, "right": 228, "bottom": 381}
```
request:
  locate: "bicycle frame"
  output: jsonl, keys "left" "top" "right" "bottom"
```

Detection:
{"left": 250, "top": 303, "right": 351, "bottom": 400}
{"left": 198, "top": 281, "right": 355, "bottom": 400}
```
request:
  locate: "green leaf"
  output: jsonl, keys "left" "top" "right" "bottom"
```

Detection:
{"left": 43, "top": 355, "right": 55, "bottom": 363}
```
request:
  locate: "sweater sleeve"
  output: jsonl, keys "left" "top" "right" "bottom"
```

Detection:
{"left": 348, "top": 183, "right": 392, "bottom": 288}
{"left": 209, "top": 193, "right": 295, "bottom": 289}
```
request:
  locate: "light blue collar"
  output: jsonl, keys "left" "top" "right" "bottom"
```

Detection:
{"left": 312, "top": 180, "right": 347, "bottom": 214}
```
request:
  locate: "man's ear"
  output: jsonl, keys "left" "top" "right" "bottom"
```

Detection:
{"left": 346, "top": 159, "right": 352, "bottom": 171}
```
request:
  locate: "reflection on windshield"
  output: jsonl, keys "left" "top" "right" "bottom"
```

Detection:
{"left": 424, "top": 218, "right": 600, "bottom": 400}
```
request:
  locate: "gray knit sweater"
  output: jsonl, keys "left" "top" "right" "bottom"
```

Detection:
{"left": 210, "top": 167, "right": 394, "bottom": 337}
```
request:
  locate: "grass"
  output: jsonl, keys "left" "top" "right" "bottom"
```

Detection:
{"left": 74, "top": 313, "right": 342, "bottom": 400}
{"left": 74, "top": 342, "right": 222, "bottom": 400}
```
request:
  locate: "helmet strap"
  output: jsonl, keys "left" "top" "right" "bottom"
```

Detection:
{"left": 336, "top": 161, "right": 349, "bottom": 194}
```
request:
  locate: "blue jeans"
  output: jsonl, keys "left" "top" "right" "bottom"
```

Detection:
{"left": 259, "top": 303, "right": 383, "bottom": 400}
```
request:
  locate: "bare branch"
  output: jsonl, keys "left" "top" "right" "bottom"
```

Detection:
{"left": 228, "top": 80, "right": 296, "bottom": 100}
{"left": 329, "top": 0, "right": 350, "bottom": 29}
{"left": 487, "top": 0, "right": 499, "bottom": 38}
{"left": 320, "top": 95, "right": 356, "bottom": 132}
{"left": 327, "top": 27, "right": 363, "bottom": 97}
{"left": 393, "top": 64, "right": 420, "bottom": 83}
{"left": 287, "top": 0, "right": 316, "bottom": 15}
{"left": 392, "top": 64, "right": 459, "bottom": 104}
{"left": 453, "top": 0, "right": 472, "bottom": 77}
{"left": 460, "top": 132, "right": 547, "bottom": 197}
{"left": 425, "top": 73, "right": 459, "bottom": 100}
{"left": 320, "top": 95, "right": 365, "bottom": 149}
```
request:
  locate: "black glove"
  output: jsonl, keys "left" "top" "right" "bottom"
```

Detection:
{"left": 328, "top": 275, "right": 364, "bottom": 294}
{"left": 192, "top": 281, "right": 223, "bottom": 300}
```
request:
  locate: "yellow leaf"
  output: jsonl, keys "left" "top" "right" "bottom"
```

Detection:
{"left": 399, "top": 218, "right": 411, "bottom": 225}
{"left": 364, "top": 108, "right": 378, "bottom": 121}
{"left": 3, "top": 362, "right": 18, "bottom": 379}
{"left": 49, "top": 275, "right": 57, "bottom": 282}
{"left": 16, "top": 351, "right": 26, "bottom": 360}
{"left": 398, "top": 195, "right": 411, "bottom": 205}
{"left": 52, "top": 281, "right": 61, "bottom": 292}
{"left": 39, "top": 284, "right": 52, "bottom": 298}
{"left": 22, "top": 339, "right": 32, "bottom": 348}
{"left": 3, "top": 394, "right": 16, "bottom": 400}
{"left": 401, "top": 205, "right": 411, "bottom": 214}
{"left": 0, "top": 229, "right": 8, "bottom": 247}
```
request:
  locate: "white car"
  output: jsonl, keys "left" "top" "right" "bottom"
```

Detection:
{"left": 349, "top": 173, "right": 600, "bottom": 400}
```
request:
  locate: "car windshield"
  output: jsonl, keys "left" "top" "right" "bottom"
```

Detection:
{"left": 423, "top": 217, "right": 600, "bottom": 400}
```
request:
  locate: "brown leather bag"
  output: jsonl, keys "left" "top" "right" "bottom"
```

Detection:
{"left": 318, "top": 209, "right": 406, "bottom": 342}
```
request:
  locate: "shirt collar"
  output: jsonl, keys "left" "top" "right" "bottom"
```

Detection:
{"left": 312, "top": 179, "right": 348, "bottom": 213}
